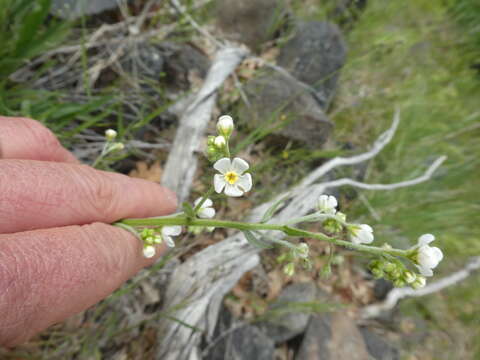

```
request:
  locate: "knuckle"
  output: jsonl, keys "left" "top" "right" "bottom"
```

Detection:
{"left": 78, "top": 166, "right": 119, "bottom": 218}
{"left": 24, "top": 118, "right": 61, "bottom": 153}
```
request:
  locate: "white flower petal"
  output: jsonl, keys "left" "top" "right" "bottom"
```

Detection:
{"left": 162, "top": 225, "right": 182, "bottom": 236}
{"left": 417, "top": 265, "right": 433, "bottom": 277}
{"left": 236, "top": 173, "right": 252, "bottom": 193}
{"left": 143, "top": 246, "right": 156, "bottom": 258}
{"left": 165, "top": 236, "right": 175, "bottom": 248}
{"left": 231, "top": 157, "right": 249, "bottom": 174}
{"left": 431, "top": 246, "right": 443, "bottom": 263}
{"left": 418, "top": 233, "right": 435, "bottom": 246}
{"left": 214, "top": 174, "right": 226, "bottom": 193}
{"left": 198, "top": 207, "right": 216, "bottom": 219}
{"left": 224, "top": 184, "right": 244, "bottom": 197}
{"left": 213, "top": 157, "right": 231, "bottom": 174}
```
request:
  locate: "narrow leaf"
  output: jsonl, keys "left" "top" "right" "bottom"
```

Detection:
{"left": 243, "top": 230, "right": 273, "bottom": 249}
{"left": 260, "top": 196, "right": 287, "bottom": 223}
{"left": 182, "top": 202, "right": 195, "bottom": 219}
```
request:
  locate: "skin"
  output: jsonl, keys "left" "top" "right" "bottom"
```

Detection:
{"left": 0, "top": 117, "right": 177, "bottom": 347}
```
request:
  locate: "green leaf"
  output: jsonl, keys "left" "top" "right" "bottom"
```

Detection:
{"left": 260, "top": 196, "right": 287, "bottom": 223}
{"left": 182, "top": 202, "right": 195, "bottom": 219}
{"left": 243, "top": 230, "right": 273, "bottom": 249}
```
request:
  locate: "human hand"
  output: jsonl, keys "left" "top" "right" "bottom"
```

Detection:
{"left": 0, "top": 117, "right": 177, "bottom": 347}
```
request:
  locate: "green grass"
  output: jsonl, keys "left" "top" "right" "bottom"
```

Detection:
{"left": 317, "top": 0, "right": 480, "bottom": 358}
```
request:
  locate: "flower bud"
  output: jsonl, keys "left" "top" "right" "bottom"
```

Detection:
{"left": 207, "top": 136, "right": 216, "bottom": 146}
{"left": 105, "top": 129, "right": 117, "bottom": 141}
{"left": 403, "top": 271, "right": 416, "bottom": 284}
{"left": 393, "top": 279, "right": 406, "bottom": 288}
{"left": 295, "top": 243, "right": 309, "bottom": 259}
{"left": 214, "top": 135, "right": 226, "bottom": 148}
{"left": 217, "top": 115, "right": 234, "bottom": 137}
{"left": 143, "top": 245, "right": 156, "bottom": 258}
{"left": 283, "top": 262, "right": 295, "bottom": 276}
{"left": 109, "top": 142, "right": 125, "bottom": 152}
{"left": 411, "top": 276, "right": 426, "bottom": 290}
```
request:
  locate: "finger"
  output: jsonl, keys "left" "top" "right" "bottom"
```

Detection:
{"left": 0, "top": 223, "right": 166, "bottom": 346}
{"left": 0, "top": 116, "right": 78, "bottom": 163}
{"left": 0, "top": 160, "right": 177, "bottom": 234}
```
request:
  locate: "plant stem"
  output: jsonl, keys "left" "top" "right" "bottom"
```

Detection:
{"left": 117, "top": 217, "right": 407, "bottom": 258}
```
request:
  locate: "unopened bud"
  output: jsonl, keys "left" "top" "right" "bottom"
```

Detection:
{"left": 105, "top": 129, "right": 117, "bottom": 141}
{"left": 403, "top": 271, "right": 416, "bottom": 284}
{"left": 411, "top": 276, "right": 426, "bottom": 290}
{"left": 283, "top": 262, "right": 295, "bottom": 276}
{"left": 217, "top": 115, "right": 234, "bottom": 137}
{"left": 214, "top": 135, "right": 226, "bottom": 148}
{"left": 143, "top": 245, "right": 156, "bottom": 258}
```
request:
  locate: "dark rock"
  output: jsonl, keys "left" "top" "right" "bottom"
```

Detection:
{"left": 204, "top": 306, "right": 275, "bottom": 360}
{"left": 161, "top": 42, "right": 210, "bottom": 90}
{"left": 256, "top": 282, "right": 318, "bottom": 344}
{"left": 360, "top": 328, "right": 399, "bottom": 360}
{"left": 216, "top": 0, "right": 287, "bottom": 51}
{"left": 296, "top": 313, "right": 370, "bottom": 360}
{"left": 277, "top": 21, "right": 347, "bottom": 108}
{"left": 238, "top": 72, "right": 333, "bottom": 148}
{"left": 373, "top": 279, "right": 394, "bottom": 301}
{"left": 52, "top": 0, "right": 122, "bottom": 19}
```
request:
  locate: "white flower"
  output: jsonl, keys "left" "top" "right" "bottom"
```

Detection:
{"left": 194, "top": 198, "right": 216, "bottom": 219}
{"left": 105, "top": 129, "right": 117, "bottom": 141}
{"left": 350, "top": 224, "right": 374, "bottom": 245}
{"left": 143, "top": 245, "right": 156, "bottom": 258}
{"left": 213, "top": 157, "right": 253, "bottom": 197}
{"left": 295, "top": 243, "right": 309, "bottom": 259}
{"left": 217, "top": 115, "right": 234, "bottom": 137}
{"left": 161, "top": 225, "right": 182, "bottom": 248}
{"left": 317, "top": 194, "right": 338, "bottom": 214}
{"left": 414, "top": 234, "right": 443, "bottom": 277}
{"left": 214, "top": 136, "right": 226, "bottom": 148}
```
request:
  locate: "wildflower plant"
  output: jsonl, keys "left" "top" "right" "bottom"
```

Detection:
{"left": 113, "top": 115, "right": 444, "bottom": 290}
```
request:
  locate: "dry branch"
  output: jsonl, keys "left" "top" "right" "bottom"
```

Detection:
{"left": 360, "top": 256, "right": 480, "bottom": 319}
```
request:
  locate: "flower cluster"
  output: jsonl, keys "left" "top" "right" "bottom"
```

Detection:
{"left": 140, "top": 226, "right": 182, "bottom": 258}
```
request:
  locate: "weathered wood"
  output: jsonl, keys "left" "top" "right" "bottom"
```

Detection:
{"left": 161, "top": 47, "right": 248, "bottom": 203}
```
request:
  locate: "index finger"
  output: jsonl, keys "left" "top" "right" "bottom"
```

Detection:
{"left": 0, "top": 117, "right": 78, "bottom": 163}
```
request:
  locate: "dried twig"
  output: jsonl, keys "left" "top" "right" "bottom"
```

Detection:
{"left": 360, "top": 257, "right": 480, "bottom": 319}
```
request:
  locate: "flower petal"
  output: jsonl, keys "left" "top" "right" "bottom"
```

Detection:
{"left": 431, "top": 246, "right": 443, "bottom": 263}
{"left": 165, "top": 236, "right": 175, "bottom": 248}
{"left": 194, "top": 197, "right": 213, "bottom": 208}
{"left": 213, "top": 157, "right": 231, "bottom": 174}
{"left": 416, "top": 265, "right": 433, "bottom": 277}
{"left": 231, "top": 157, "right": 249, "bottom": 174}
{"left": 198, "top": 207, "right": 215, "bottom": 219}
{"left": 418, "top": 233, "right": 435, "bottom": 246}
{"left": 236, "top": 173, "right": 252, "bottom": 193}
{"left": 214, "top": 174, "right": 226, "bottom": 193}
{"left": 163, "top": 225, "right": 182, "bottom": 236}
{"left": 224, "top": 184, "right": 244, "bottom": 197}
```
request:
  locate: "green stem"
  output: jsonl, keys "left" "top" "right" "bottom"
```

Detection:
{"left": 117, "top": 217, "right": 407, "bottom": 258}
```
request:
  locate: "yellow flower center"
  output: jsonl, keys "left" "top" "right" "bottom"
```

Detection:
{"left": 224, "top": 171, "right": 239, "bottom": 185}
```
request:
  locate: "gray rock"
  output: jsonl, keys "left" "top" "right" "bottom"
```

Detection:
{"left": 238, "top": 72, "right": 333, "bottom": 148}
{"left": 360, "top": 328, "right": 399, "bottom": 360}
{"left": 296, "top": 313, "right": 370, "bottom": 360}
{"left": 52, "top": 0, "right": 122, "bottom": 19}
{"left": 277, "top": 21, "right": 347, "bottom": 108}
{"left": 205, "top": 306, "right": 275, "bottom": 360}
{"left": 256, "top": 282, "right": 318, "bottom": 344}
{"left": 216, "top": 0, "right": 286, "bottom": 51}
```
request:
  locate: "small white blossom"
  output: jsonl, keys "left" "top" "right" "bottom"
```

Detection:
{"left": 217, "top": 115, "right": 234, "bottom": 137}
{"left": 105, "top": 129, "right": 117, "bottom": 141}
{"left": 214, "top": 136, "right": 226, "bottom": 148}
{"left": 143, "top": 245, "right": 156, "bottom": 258}
{"left": 213, "top": 157, "right": 253, "bottom": 197}
{"left": 295, "top": 243, "right": 309, "bottom": 259}
{"left": 350, "top": 224, "right": 374, "bottom": 245}
{"left": 317, "top": 194, "right": 338, "bottom": 214}
{"left": 413, "top": 234, "right": 443, "bottom": 277}
{"left": 161, "top": 225, "right": 182, "bottom": 248}
{"left": 194, "top": 198, "right": 216, "bottom": 219}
